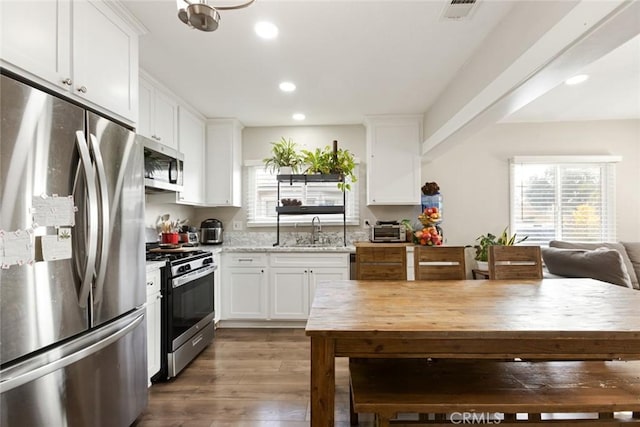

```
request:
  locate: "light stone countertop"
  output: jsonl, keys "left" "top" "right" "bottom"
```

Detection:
{"left": 206, "top": 244, "right": 355, "bottom": 253}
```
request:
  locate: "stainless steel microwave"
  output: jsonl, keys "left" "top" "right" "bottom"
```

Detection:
{"left": 370, "top": 225, "right": 407, "bottom": 243}
{"left": 141, "top": 136, "right": 184, "bottom": 192}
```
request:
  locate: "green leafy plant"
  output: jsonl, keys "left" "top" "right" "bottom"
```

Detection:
{"left": 263, "top": 137, "right": 304, "bottom": 174}
{"left": 474, "top": 227, "right": 528, "bottom": 261}
{"left": 301, "top": 144, "right": 357, "bottom": 191}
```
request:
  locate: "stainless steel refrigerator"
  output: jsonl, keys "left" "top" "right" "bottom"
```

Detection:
{"left": 0, "top": 73, "right": 148, "bottom": 426}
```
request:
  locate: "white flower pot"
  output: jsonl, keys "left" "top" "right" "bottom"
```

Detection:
{"left": 476, "top": 260, "right": 488, "bottom": 270}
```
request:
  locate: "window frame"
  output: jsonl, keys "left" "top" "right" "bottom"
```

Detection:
{"left": 509, "top": 155, "right": 621, "bottom": 245}
{"left": 245, "top": 161, "right": 360, "bottom": 227}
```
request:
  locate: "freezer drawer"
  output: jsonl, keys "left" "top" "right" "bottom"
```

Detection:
{"left": 0, "top": 310, "right": 148, "bottom": 427}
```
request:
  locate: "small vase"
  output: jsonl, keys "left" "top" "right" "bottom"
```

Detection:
{"left": 476, "top": 260, "right": 488, "bottom": 270}
{"left": 279, "top": 166, "right": 293, "bottom": 175}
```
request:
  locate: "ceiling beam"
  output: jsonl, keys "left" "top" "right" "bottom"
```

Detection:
{"left": 421, "top": 0, "right": 640, "bottom": 162}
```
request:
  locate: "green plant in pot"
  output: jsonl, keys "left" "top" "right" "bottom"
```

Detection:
{"left": 263, "top": 137, "right": 304, "bottom": 174}
{"left": 301, "top": 140, "right": 357, "bottom": 191}
{"left": 475, "top": 227, "right": 528, "bottom": 269}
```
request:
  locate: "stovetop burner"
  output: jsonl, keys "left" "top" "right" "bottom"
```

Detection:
{"left": 145, "top": 250, "right": 208, "bottom": 263}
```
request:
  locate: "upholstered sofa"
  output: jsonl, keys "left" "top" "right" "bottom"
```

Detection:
{"left": 541, "top": 241, "right": 640, "bottom": 290}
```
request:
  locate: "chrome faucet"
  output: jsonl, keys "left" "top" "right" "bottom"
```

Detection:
{"left": 311, "top": 216, "right": 321, "bottom": 244}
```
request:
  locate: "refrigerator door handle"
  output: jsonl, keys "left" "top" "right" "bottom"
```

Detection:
{"left": 75, "top": 130, "right": 99, "bottom": 308}
{"left": 0, "top": 311, "right": 145, "bottom": 394}
{"left": 88, "top": 133, "right": 110, "bottom": 304}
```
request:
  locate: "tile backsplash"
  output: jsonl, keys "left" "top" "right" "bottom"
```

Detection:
{"left": 223, "top": 229, "right": 368, "bottom": 247}
{"left": 145, "top": 196, "right": 196, "bottom": 230}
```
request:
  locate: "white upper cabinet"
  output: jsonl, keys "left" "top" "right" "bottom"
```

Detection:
{"left": 72, "top": 1, "right": 139, "bottom": 121}
{"left": 206, "top": 119, "right": 243, "bottom": 207}
{"left": 0, "top": 0, "right": 140, "bottom": 123}
{"left": 138, "top": 74, "right": 179, "bottom": 150}
{"left": 365, "top": 115, "right": 423, "bottom": 205}
{"left": 0, "top": 0, "right": 71, "bottom": 87}
{"left": 177, "top": 106, "right": 206, "bottom": 205}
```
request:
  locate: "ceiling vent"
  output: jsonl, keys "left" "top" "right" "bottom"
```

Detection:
{"left": 441, "top": 0, "right": 479, "bottom": 21}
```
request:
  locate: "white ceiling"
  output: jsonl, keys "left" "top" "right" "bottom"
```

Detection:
{"left": 121, "top": 0, "right": 640, "bottom": 127}
{"left": 504, "top": 34, "right": 640, "bottom": 123}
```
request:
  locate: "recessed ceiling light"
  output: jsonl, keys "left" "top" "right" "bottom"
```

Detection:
{"left": 279, "top": 81, "right": 296, "bottom": 92}
{"left": 254, "top": 21, "right": 278, "bottom": 39}
{"left": 292, "top": 113, "right": 305, "bottom": 121}
{"left": 565, "top": 74, "right": 589, "bottom": 85}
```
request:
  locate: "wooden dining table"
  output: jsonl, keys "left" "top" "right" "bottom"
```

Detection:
{"left": 305, "top": 278, "right": 640, "bottom": 426}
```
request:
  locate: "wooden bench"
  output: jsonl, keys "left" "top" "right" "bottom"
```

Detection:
{"left": 349, "top": 358, "right": 640, "bottom": 426}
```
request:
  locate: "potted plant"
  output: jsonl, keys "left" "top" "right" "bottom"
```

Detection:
{"left": 474, "top": 227, "right": 528, "bottom": 269}
{"left": 301, "top": 140, "right": 357, "bottom": 191}
{"left": 263, "top": 137, "right": 304, "bottom": 174}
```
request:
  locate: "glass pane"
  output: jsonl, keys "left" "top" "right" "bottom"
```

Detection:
{"left": 559, "top": 166, "right": 603, "bottom": 242}
{"left": 512, "top": 164, "right": 557, "bottom": 245}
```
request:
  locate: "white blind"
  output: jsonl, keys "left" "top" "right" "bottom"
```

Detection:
{"left": 246, "top": 164, "right": 360, "bottom": 226}
{"left": 510, "top": 157, "right": 618, "bottom": 245}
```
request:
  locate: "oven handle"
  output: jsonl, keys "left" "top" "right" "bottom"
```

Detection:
{"left": 172, "top": 265, "right": 216, "bottom": 289}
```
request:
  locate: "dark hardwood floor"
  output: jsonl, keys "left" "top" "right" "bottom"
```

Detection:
{"left": 134, "top": 328, "right": 374, "bottom": 427}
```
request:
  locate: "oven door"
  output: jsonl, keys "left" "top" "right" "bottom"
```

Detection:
{"left": 169, "top": 265, "right": 215, "bottom": 352}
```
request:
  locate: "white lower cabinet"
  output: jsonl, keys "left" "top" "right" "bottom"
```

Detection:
{"left": 222, "top": 254, "right": 268, "bottom": 320}
{"left": 221, "top": 252, "right": 349, "bottom": 322}
{"left": 270, "top": 253, "right": 349, "bottom": 320}
{"left": 269, "top": 268, "right": 309, "bottom": 319}
{"left": 145, "top": 265, "right": 162, "bottom": 385}
{"left": 308, "top": 267, "right": 350, "bottom": 303}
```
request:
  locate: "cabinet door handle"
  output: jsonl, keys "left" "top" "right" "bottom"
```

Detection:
{"left": 62, "top": 78, "right": 72, "bottom": 86}
{"left": 261, "top": 269, "right": 264, "bottom": 273}
{"left": 146, "top": 281, "right": 153, "bottom": 287}
{"left": 77, "top": 86, "right": 87, "bottom": 93}
{"left": 156, "top": 294, "right": 162, "bottom": 300}
{"left": 237, "top": 258, "right": 253, "bottom": 262}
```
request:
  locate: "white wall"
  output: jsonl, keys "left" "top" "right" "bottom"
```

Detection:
{"left": 145, "top": 194, "right": 196, "bottom": 232}
{"left": 423, "top": 119, "right": 640, "bottom": 246}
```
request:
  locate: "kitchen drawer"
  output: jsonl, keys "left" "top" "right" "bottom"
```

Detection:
{"left": 270, "top": 253, "right": 349, "bottom": 268}
{"left": 357, "top": 247, "right": 405, "bottom": 263}
{"left": 224, "top": 252, "right": 268, "bottom": 267}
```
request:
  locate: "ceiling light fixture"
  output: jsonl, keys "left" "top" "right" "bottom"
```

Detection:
{"left": 292, "top": 113, "right": 305, "bottom": 121}
{"left": 279, "top": 82, "right": 296, "bottom": 92}
{"left": 254, "top": 21, "right": 278, "bottom": 39}
{"left": 565, "top": 74, "right": 589, "bottom": 85}
{"left": 177, "top": 0, "right": 256, "bottom": 32}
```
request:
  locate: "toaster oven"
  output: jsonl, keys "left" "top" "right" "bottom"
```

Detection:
{"left": 370, "top": 224, "right": 407, "bottom": 243}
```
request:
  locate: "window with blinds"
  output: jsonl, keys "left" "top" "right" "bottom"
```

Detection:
{"left": 246, "top": 164, "right": 360, "bottom": 226}
{"left": 510, "top": 156, "right": 619, "bottom": 245}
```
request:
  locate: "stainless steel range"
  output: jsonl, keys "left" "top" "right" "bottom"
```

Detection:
{"left": 147, "top": 247, "right": 216, "bottom": 380}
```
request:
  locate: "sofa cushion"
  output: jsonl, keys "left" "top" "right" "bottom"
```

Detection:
{"left": 549, "top": 240, "right": 638, "bottom": 289}
{"left": 541, "top": 247, "right": 633, "bottom": 289}
{"left": 621, "top": 242, "right": 640, "bottom": 288}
